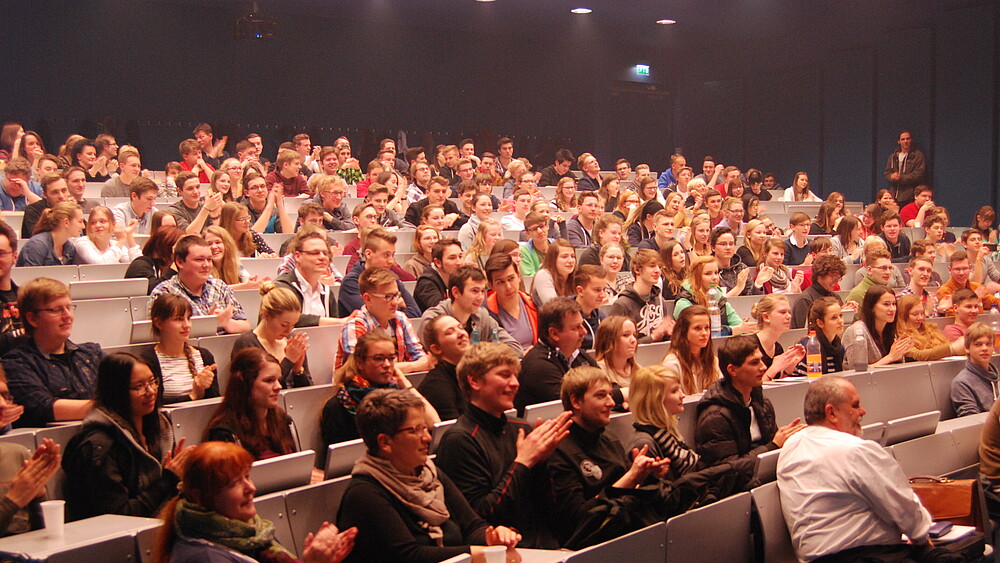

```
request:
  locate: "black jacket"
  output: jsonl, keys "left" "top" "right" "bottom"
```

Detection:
{"left": 404, "top": 198, "right": 460, "bottom": 227}
{"left": 435, "top": 404, "right": 557, "bottom": 548}
{"left": 417, "top": 360, "right": 465, "bottom": 421}
{"left": 62, "top": 407, "right": 178, "bottom": 521}
{"left": 414, "top": 266, "right": 447, "bottom": 313}
{"left": 273, "top": 271, "right": 338, "bottom": 326}
{"left": 138, "top": 345, "right": 220, "bottom": 404}
{"left": 694, "top": 380, "right": 778, "bottom": 468}
{"left": 516, "top": 340, "right": 598, "bottom": 415}
{"left": 790, "top": 282, "right": 843, "bottom": 329}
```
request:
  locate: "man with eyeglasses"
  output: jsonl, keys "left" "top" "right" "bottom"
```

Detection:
{"left": 614, "top": 158, "right": 632, "bottom": 182}
{"left": 519, "top": 212, "right": 552, "bottom": 277}
{"left": 2, "top": 278, "right": 102, "bottom": 427}
{"left": 936, "top": 250, "right": 1000, "bottom": 316}
{"left": 149, "top": 235, "right": 250, "bottom": 335}
{"left": 405, "top": 161, "right": 433, "bottom": 204}
{"left": 274, "top": 226, "right": 343, "bottom": 327}
{"left": 339, "top": 228, "right": 420, "bottom": 319}
{"left": 450, "top": 158, "right": 476, "bottom": 196}
{"left": 311, "top": 174, "right": 353, "bottom": 231}
{"left": 336, "top": 267, "right": 428, "bottom": 374}
{"left": 538, "top": 149, "right": 575, "bottom": 187}
{"left": 846, "top": 249, "right": 897, "bottom": 305}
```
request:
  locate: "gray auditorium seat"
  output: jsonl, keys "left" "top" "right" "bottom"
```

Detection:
{"left": 751, "top": 482, "right": 797, "bottom": 563}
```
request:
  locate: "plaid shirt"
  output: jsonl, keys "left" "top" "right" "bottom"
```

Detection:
{"left": 149, "top": 275, "right": 247, "bottom": 323}
{"left": 336, "top": 305, "right": 425, "bottom": 370}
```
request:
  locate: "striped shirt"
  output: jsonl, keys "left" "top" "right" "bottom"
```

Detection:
{"left": 156, "top": 349, "right": 205, "bottom": 401}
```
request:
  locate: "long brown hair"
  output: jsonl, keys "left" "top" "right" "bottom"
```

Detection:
{"left": 149, "top": 294, "right": 201, "bottom": 386}
{"left": 538, "top": 238, "right": 576, "bottom": 297}
{"left": 204, "top": 226, "right": 241, "bottom": 284}
{"left": 205, "top": 348, "right": 294, "bottom": 459}
{"left": 594, "top": 316, "right": 638, "bottom": 387}
{"left": 667, "top": 305, "right": 718, "bottom": 394}
{"left": 658, "top": 240, "right": 687, "bottom": 296}
{"left": 219, "top": 202, "right": 255, "bottom": 256}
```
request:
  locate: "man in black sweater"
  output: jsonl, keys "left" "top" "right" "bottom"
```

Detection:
{"left": 436, "top": 342, "right": 571, "bottom": 548}
{"left": 516, "top": 297, "right": 599, "bottom": 414}
{"left": 414, "top": 238, "right": 463, "bottom": 312}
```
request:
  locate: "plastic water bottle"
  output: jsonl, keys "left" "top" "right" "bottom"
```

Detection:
{"left": 991, "top": 306, "right": 1000, "bottom": 353}
{"left": 491, "top": 328, "right": 499, "bottom": 343}
{"left": 707, "top": 285, "right": 723, "bottom": 337}
{"left": 853, "top": 331, "right": 868, "bottom": 372}
{"left": 806, "top": 330, "right": 822, "bottom": 378}
{"left": 470, "top": 326, "right": 480, "bottom": 345}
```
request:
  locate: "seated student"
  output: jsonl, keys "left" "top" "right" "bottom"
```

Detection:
{"left": 436, "top": 342, "right": 570, "bottom": 549}
{"left": 518, "top": 211, "right": 553, "bottom": 276}
{"left": 674, "top": 255, "right": 753, "bottom": 336}
{"left": 402, "top": 225, "right": 440, "bottom": 280}
{"left": 485, "top": 253, "right": 539, "bottom": 351}
{"left": 846, "top": 248, "right": 896, "bottom": 304}
{"left": 749, "top": 295, "right": 806, "bottom": 381}
{"left": 322, "top": 330, "right": 438, "bottom": 446}
{"left": 63, "top": 353, "right": 189, "bottom": 520}
{"left": 711, "top": 227, "right": 759, "bottom": 298}
{"left": 111, "top": 177, "right": 159, "bottom": 235}
{"left": 404, "top": 175, "right": 462, "bottom": 229}
{"left": 878, "top": 211, "right": 911, "bottom": 262}
{"left": 807, "top": 201, "right": 837, "bottom": 236}
{"left": 694, "top": 336, "right": 804, "bottom": 471}
{"left": 338, "top": 389, "right": 520, "bottom": 562}
{"left": 169, "top": 171, "right": 223, "bottom": 235}
{"left": 148, "top": 235, "right": 251, "bottom": 335}
{"left": 963, "top": 228, "right": 1000, "bottom": 288}
{"left": 899, "top": 238, "right": 943, "bottom": 285}
{"left": 74, "top": 205, "right": 142, "bottom": 265}
{"left": 22, "top": 172, "right": 71, "bottom": 241}
{"left": 2, "top": 278, "right": 102, "bottom": 427}
{"left": 204, "top": 348, "right": 296, "bottom": 460}
{"left": 942, "top": 288, "right": 981, "bottom": 341}
{"left": 531, "top": 238, "right": 577, "bottom": 306}
{"left": 579, "top": 214, "right": 629, "bottom": 269}
{"left": 753, "top": 238, "right": 804, "bottom": 295}
{"left": 923, "top": 213, "right": 957, "bottom": 257}
{"left": 16, "top": 201, "right": 84, "bottom": 266}
{"left": 233, "top": 283, "right": 313, "bottom": 389}
{"left": 843, "top": 285, "right": 913, "bottom": 370}
{"left": 154, "top": 442, "right": 357, "bottom": 563}
{"left": 567, "top": 191, "right": 602, "bottom": 249}
{"left": 141, "top": 294, "right": 219, "bottom": 404}
{"left": 797, "top": 237, "right": 835, "bottom": 292}
{"left": 951, "top": 322, "right": 999, "bottom": 417}
{"left": 661, "top": 305, "right": 721, "bottom": 395}
{"left": 239, "top": 171, "right": 293, "bottom": 235}
{"left": 783, "top": 212, "right": 812, "bottom": 267}
{"left": 792, "top": 297, "right": 847, "bottom": 377}
{"left": 416, "top": 238, "right": 464, "bottom": 312}
{"left": 608, "top": 249, "right": 674, "bottom": 342}
{"left": 625, "top": 199, "right": 663, "bottom": 247}
{"left": 629, "top": 365, "right": 701, "bottom": 481}
{"left": 546, "top": 366, "right": 668, "bottom": 547}
{"left": 219, "top": 202, "right": 275, "bottom": 258}
{"left": 339, "top": 228, "right": 421, "bottom": 319}
{"left": 830, "top": 215, "right": 865, "bottom": 265}
{"left": 736, "top": 218, "right": 768, "bottom": 267}
{"left": 417, "top": 315, "right": 472, "bottom": 420}
{"left": 337, "top": 267, "right": 429, "bottom": 373}
{"left": 366, "top": 183, "right": 408, "bottom": 229}
{"left": 594, "top": 315, "right": 638, "bottom": 407}
{"left": 204, "top": 225, "right": 258, "bottom": 290}
{"left": 126, "top": 226, "right": 183, "bottom": 294}
{"left": 900, "top": 184, "right": 936, "bottom": 227}
{"left": 896, "top": 294, "right": 965, "bottom": 361}
{"left": 272, "top": 225, "right": 345, "bottom": 327}
{"left": 342, "top": 204, "right": 381, "bottom": 265}
{"left": 657, "top": 240, "right": 686, "bottom": 301}
{"left": 421, "top": 265, "right": 522, "bottom": 356}
{"left": 0, "top": 157, "right": 43, "bottom": 211}
{"left": 0, "top": 222, "right": 24, "bottom": 356}
{"left": 897, "top": 255, "right": 940, "bottom": 317}
{"left": 852, "top": 237, "right": 905, "bottom": 288}
{"left": 457, "top": 191, "right": 493, "bottom": 250}
{"left": 516, "top": 297, "right": 600, "bottom": 414}
{"left": 937, "top": 250, "right": 1000, "bottom": 316}
{"left": 573, "top": 264, "right": 607, "bottom": 350}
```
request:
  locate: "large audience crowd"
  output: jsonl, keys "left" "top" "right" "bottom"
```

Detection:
{"left": 0, "top": 121, "right": 996, "bottom": 562}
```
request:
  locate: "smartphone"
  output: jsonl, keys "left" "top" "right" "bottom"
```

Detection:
{"left": 928, "top": 521, "right": 953, "bottom": 539}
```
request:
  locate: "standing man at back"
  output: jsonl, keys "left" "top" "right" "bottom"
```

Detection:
{"left": 883, "top": 130, "right": 926, "bottom": 207}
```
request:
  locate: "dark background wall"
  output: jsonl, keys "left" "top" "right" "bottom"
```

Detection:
{"left": 1, "top": 0, "right": 997, "bottom": 223}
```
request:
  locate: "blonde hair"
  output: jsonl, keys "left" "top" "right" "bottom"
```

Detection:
{"left": 465, "top": 218, "right": 501, "bottom": 263}
{"left": 412, "top": 225, "right": 440, "bottom": 254}
{"left": 742, "top": 219, "right": 767, "bottom": 264}
{"left": 34, "top": 201, "right": 81, "bottom": 235}
{"left": 686, "top": 255, "right": 717, "bottom": 307}
{"left": 895, "top": 294, "right": 948, "bottom": 349}
{"left": 204, "top": 226, "right": 242, "bottom": 284}
{"left": 751, "top": 294, "right": 789, "bottom": 329}
{"left": 630, "top": 366, "right": 683, "bottom": 439}
{"left": 257, "top": 281, "right": 302, "bottom": 320}
{"left": 552, "top": 177, "right": 577, "bottom": 212}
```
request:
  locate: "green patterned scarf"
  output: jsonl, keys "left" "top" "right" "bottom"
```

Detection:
{"left": 175, "top": 499, "right": 298, "bottom": 563}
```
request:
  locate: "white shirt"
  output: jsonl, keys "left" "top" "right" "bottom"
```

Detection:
{"left": 777, "top": 425, "right": 931, "bottom": 561}
{"left": 294, "top": 268, "right": 327, "bottom": 317}
{"left": 72, "top": 236, "right": 141, "bottom": 264}
{"left": 501, "top": 215, "right": 525, "bottom": 232}
{"left": 781, "top": 187, "right": 822, "bottom": 203}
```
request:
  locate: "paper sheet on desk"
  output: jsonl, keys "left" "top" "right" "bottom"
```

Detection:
{"left": 903, "top": 524, "right": 975, "bottom": 543}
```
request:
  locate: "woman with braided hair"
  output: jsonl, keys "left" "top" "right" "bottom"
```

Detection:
{"left": 140, "top": 293, "right": 219, "bottom": 404}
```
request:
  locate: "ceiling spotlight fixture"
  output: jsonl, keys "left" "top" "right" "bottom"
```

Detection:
{"left": 656, "top": 19, "right": 676, "bottom": 24}
{"left": 571, "top": 7, "right": 592, "bottom": 14}
{"left": 476, "top": 0, "right": 495, "bottom": 2}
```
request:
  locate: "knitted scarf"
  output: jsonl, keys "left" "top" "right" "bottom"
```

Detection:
{"left": 334, "top": 376, "right": 399, "bottom": 415}
{"left": 352, "top": 453, "right": 450, "bottom": 545}
{"left": 174, "top": 499, "right": 298, "bottom": 563}
{"left": 768, "top": 266, "right": 790, "bottom": 292}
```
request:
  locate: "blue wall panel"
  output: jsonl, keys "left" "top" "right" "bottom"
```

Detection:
{"left": 822, "top": 47, "right": 876, "bottom": 204}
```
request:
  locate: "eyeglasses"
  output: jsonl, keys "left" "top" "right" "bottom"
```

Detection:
{"left": 129, "top": 378, "right": 159, "bottom": 394}
{"left": 870, "top": 265, "right": 894, "bottom": 271}
{"left": 300, "top": 249, "right": 330, "bottom": 257}
{"left": 235, "top": 216, "right": 252, "bottom": 223}
{"left": 365, "top": 354, "right": 397, "bottom": 364}
{"left": 36, "top": 304, "right": 77, "bottom": 315}
{"left": 330, "top": 191, "right": 346, "bottom": 196}
{"left": 248, "top": 185, "right": 268, "bottom": 192}
{"left": 394, "top": 425, "right": 430, "bottom": 437}
{"left": 370, "top": 292, "right": 401, "bottom": 302}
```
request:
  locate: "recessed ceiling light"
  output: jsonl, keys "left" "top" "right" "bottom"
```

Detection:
{"left": 571, "top": 7, "right": 592, "bottom": 14}
{"left": 656, "top": 18, "right": 676, "bottom": 24}
{"left": 476, "top": 0, "right": 495, "bottom": 2}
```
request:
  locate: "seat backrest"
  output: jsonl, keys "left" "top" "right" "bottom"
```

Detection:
{"left": 71, "top": 297, "right": 132, "bottom": 347}
{"left": 951, "top": 422, "right": 985, "bottom": 469}
{"left": 928, "top": 359, "right": 965, "bottom": 420}
{"left": 233, "top": 288, "right": 262, "bottom": 325}
{"left": 888, "top": 431, "right": 958, "bottom": 477}
{"left": 750, "top": 482, "right": 798, "bottom": 563}
{"left": 163, "top": 397, "right": 223, "bottom": 445}
{"left": 606, "top": 412, "right": 637, "bottom": 446}
{"left": 281, "top": 384, "right": 335, "bottom": 465}
{"left": 76, "top": 263, "right": 130, "bottom": 282}
{"left": 326, "top": 439, "right": 366, "bottom": 479}
{"left": 242, "top": 256, "right": 283, "bottom": 280}
{"left": 0, "top": 429, "right": 36, "bottom": 454}
{"left": 431, "top": 419, "right": 456, "bottom": 452}
{"left": 11, "top": 264, "right": 79, "bottom": 286}
{"left": 250, "top": 450, "right": 316, "bottom": 496}
{"left": 522, "top": 399, "right": 564, "bottom": 423}
{"left": 129, "top": 295, "right": 151, "bottom": 321}
{"left": 565, "top": 522, "right": 666, "bottom": 563}
{"left": 762, "top": 381, "right": 809, "bottom": 427}
{"left": 635, "top": 342, "right": 670, "bottom": 368}
{"left": 865, "top": 364, "right": 936, "bottom": 422}
{"left": 35, "top": 423, "right": 83, "bottom": 500}
{"left": 881, "top": 410, "right": 940, "bottom": 446}
{"left": 48, "top": 533, "right": 136, "bottom": 563}
{"left": 665, "top": 491, "right": 753, "bottom": 563}
{"left": 284, "top": 476, "right": 352, "bottom": 556}
{"left": 254, "top": 491, "right": 296, "bottom": 556}
{"left": 195, "top": 333, "right": 242, "bottom": 392}
{"left": 298, "top": 325, "right": 341, "bottom": 386}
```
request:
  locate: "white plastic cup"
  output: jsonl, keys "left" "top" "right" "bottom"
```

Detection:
{"left": 483, "top": 545, "right": 506, "bottom": 563}
{"left": 40, "top": 500, "right": 65, "bottom": 536}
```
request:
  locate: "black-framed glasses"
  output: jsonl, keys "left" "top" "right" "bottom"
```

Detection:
{"left": 365, "top": 354, "right": 397, "bottom": 364}
{"left": 129, "top": 378, "right": 159, "bottom": 394}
